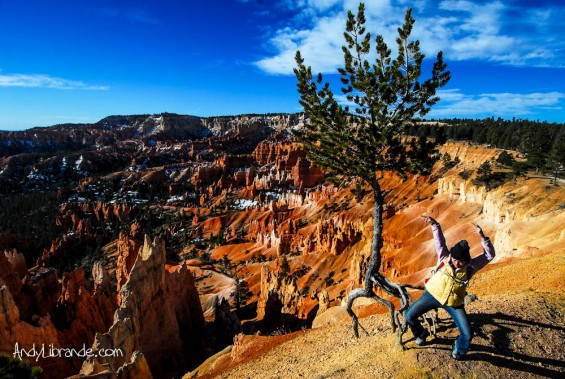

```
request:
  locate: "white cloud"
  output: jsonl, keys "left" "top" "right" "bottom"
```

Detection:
{"left": 256, "top": 1, "right": 398, "bottom": 74}
{"left": 429, "top": 89, "right": 565, "bottom": 118}
{"left": 256, "top": 16, "right": 346, "bottom": 74}
{"left": 306, "top": 0, "right": 344, "bottom": 11}
{"left": 255, "top": 0, "right": 564, "bottom": 75}
{"left": 0, "top": 73, "right": 108, "bottom": 90}
{"left": 425, "top": 0, "right": 517, "bottom": 61}
{"left": 280, "top": 0, "right": 347, "bottom": 12}
{"left": 334, "top": 89, "right": 565, "bottom": 119}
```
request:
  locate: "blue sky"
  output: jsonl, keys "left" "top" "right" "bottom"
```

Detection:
{"left": 0, "top": 0, "right": 564, "bottom": 130}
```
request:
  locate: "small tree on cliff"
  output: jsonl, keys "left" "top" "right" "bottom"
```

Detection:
{"left": 232, "top": 273, "right": 252, "bottom": 316}
{"left": 293, "top": 3, "right": 450, "bottom": 340}
{"left": 0, "top": 353, "right": 42, "bottom": 379}
{"left": 279, "top": 254, "right": 290, "bottom": 279}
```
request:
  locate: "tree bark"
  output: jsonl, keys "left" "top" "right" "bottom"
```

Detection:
{"left": 365, "top": 180, "right": 384, "bottom": 291}
{"left": 345, "top": 179, "right": 423, "bottom": 346}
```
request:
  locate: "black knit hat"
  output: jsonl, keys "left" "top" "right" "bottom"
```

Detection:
{"left": 450, "top": 240, "right": 471, "bottom": 263}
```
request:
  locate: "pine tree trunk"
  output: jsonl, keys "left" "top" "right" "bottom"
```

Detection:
{"left": 345, "top": 179, "right": 423, "bottom": 346}
{"left": 364, "top": 180, "right": 383, "bottom": 292}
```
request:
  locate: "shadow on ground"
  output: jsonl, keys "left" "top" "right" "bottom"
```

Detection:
{"left": 409, "top": 310, "right": 564, "bottom": 378}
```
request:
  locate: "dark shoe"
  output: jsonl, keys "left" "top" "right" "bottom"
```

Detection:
{"left": 416, "top": 331, "right": 428, "bottom": 346}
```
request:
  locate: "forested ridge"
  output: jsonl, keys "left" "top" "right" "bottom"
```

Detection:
{"left": 409, "top": 117, "right": 565, "bottom": 175}
{"left": 2, "top": 116, "right": 563, "bottom": 176}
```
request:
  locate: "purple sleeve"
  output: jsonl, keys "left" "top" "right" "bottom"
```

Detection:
{"left": 432, "top": 223, "right": 450, "bottom": 264}
{"left": 469, "top": 236, "right": 496, "bottom": 277}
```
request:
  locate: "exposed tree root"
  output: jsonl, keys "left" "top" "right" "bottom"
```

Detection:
{"left": 346, "top": 275, "right": 427, "bottom": 348}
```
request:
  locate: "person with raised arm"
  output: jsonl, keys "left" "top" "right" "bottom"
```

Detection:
{"left": 405, "top": 215, "right": 495, "bottom": 360}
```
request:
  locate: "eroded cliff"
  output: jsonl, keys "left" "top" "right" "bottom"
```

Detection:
{"left": 0, "top": 115, "right": 563, "bottom": 379}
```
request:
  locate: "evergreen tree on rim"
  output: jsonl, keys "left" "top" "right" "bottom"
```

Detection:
{"left": 293, "top": 3, "right": 450, "bottom": 343}
{"left": 547, "top": 129, "right": 565, "bottom": 185}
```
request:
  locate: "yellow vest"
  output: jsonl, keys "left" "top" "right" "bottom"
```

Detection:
{"left": 425, "top": 258, "right": 469, "bottom": 307}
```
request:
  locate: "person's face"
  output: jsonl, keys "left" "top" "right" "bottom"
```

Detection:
{"left": 450, "top": 256, "right": 466, "bottom": 269}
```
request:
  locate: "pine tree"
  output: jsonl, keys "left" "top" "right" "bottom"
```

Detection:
{"left": 279, "top": 255, "right": 290, "bottom": 279}
{"left": 434, "top": 124, "right": 447, "bottom": 145}
{"left": 232, "top": 273, "right": 252, "bottom": 315}
{"left": 442, "top": 152, "right": 453, "bottom": 167}
{"left": 477, "top": 161, "right": 492, "bottom": 177}
{"left": 474, "top": 161, "right": 494, "bottom": 187}
{"left": 220, "top": 254, "right": 233, "bottom": 275}
{"left": 511, "top": 161, "right": 528, "bottom": 180}
{"left": 0, "top": 353, "right": 42, "bottom": 379}
{"left": 496, "top": 151, "right": 514, "bottom": 167}
{"left": 524, "top": 122, "right": 553, "bottom": 172}
{"left": 293, "top": 3, "right": 449, "bottom": 341}
{"left": 547, "top": 130, "right": 565, "bottom": 185}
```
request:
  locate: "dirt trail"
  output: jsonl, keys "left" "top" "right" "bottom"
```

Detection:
{"left": 191, "top": 251, "right": 565, "bottom": 379}
{"left": 212, "top": 293, "right": 563, "bottom": 379}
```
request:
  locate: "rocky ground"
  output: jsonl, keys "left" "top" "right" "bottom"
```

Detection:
{"left": 188, "top": 250, "right": 564, "bottom": 379}
{"left": 1, "top": 114, "right": 564, "bottom": 378}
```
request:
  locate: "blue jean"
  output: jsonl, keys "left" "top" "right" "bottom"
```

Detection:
{"left": 405, "top": 290, "right": 473, "bottom": 355}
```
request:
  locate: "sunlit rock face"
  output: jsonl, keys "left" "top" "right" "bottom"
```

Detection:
{"left": 257, "top": 264, "right": 305, "bottom": 329}
{"left": 79, "top": 236, "right": 205, "bottom": 379}
{"left": 435, "top": 143, "right": 565, "bottom": 259}
{"left": 0, "top": 257, "right": 115, "bottom": 377}
{"left": 115, "top": 229, "right": 143, "bottom": 301}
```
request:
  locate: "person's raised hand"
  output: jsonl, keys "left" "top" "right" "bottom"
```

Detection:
{"left": 472, "top": 222, "right": 485, "bottom": 237}
{"left": 421, "top": 215, "right": 438, "bottom": 225}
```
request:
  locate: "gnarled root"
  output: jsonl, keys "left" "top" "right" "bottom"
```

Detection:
{"left": 346, "top": 276, "right": 425, "bottom": 348}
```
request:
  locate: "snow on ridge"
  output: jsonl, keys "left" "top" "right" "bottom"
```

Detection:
{"left": 232, "top": 198, "right": 259, "bottom": 210}
{"left": 75, "top": 155, "right": 83, "bottom": 170}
